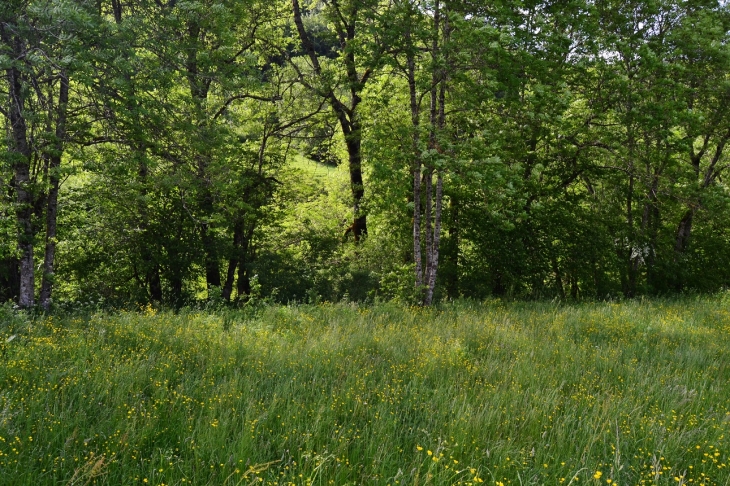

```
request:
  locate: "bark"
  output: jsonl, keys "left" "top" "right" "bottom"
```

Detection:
{"left": 199, "top": 213, "right": 221, "bottom": 288}
{"left": 405, "top": 0, "right": 448, "bottom": 305}
{"left": 222, "top": 221, "right": 243, "bottom": 301}
{"left": 422, "top": 0, "right": 440, "bottom": 296}
{"left": 39, "top": 70, "right": 69, "bottom": 310}
{"left": 672, "top": 207, "right": 694, "bottom": 292}
{"left": 222, "top": 219, "right": 256, "bottom": 300}
{"left": 6, "top": 40, "right": 35, "bottom": 308}
{"left": 149, "top": 266, "right": 163, "bottom": 302}
{"left": 170, "top": 274, "right": 183, "bottom": 307}
{"left": 236, "top": 260, "right": 252, "bottom": 297}
{"left": 196, "top": 167, "right": 222, "bottom": 292}
{"left": 674, "top": 209, "right": 695, "bottom": 254}
{"left": 625, "top": 147, "right": 638, "bottom": 298}
{"left": 444, "top": 196, "right": 459, "bottom": 299}
{"left": 137, "top": 175, "right": 164, "bottom": 303}
{"left": 407, "top": 36, "right": 423, "bottom": 291}
{"left": 423, "top": 169, "right": 433, "bottom": 290}
{"left": 107, "top": 2, "right": 162, "bottom": 300}
{"left": 127, "top": 149, "right": 164, "bottom": 302}
{"left": 424, "top": 173, "right": 443, "bottom": 306}
{"left": 645, "top": 175, "right": 660, "bottom": 288}
{"left": 423, "top": 1, "right": 447, "bottom": 306}
{"left": 236, "top": 223, "right": 255, "bottom": 298}
{"left": 344, "top": 122, "right": 367, "bottom": 241}
{"left": 622, "top": 60, "right": 638, "bottom": 298}
{"left": 111, "top": 0, "right": 123, "bottom": 23}
{"left": 222, "top": 258, "right": 238, "bottom": 302}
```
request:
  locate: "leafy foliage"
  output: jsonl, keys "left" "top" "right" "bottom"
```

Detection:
{"left": 1, "top": 0, "right": 730, "bottom": 307}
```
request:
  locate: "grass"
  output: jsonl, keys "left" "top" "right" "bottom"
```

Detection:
{"left": 1, "top": 297, "right": 730, "bottom": 485}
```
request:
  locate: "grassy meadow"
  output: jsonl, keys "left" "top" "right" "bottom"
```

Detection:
{"left": 1, "top": 298, "right": 730, "bottom": 485}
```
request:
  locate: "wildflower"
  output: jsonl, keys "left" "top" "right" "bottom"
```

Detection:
{"left": 417, "top": 445, "right": 423, "bottom": 451}
{"left": 594, "top": 471, "right": 603, "bottom": 479}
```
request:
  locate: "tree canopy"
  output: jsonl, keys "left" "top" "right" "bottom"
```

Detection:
{"left": 2, "top": 0, "right": 730, "bottom": 307}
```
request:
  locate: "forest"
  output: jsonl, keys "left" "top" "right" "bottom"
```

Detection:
{"left": 2, "top": 0, "right": 730, "bottom": 309}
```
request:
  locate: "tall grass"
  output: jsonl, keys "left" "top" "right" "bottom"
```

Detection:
{"left": 1, "top": 298, "right": 730, "bottom": 485}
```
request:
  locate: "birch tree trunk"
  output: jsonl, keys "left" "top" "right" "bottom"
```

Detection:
{"left": 423, "top": 0, "right": 447, "bottom": 306}
{"left": 407, "top": 36, "right": 423, "bottom": 292}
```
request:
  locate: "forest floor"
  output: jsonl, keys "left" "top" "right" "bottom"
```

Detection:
{"left": 1, "top": 298, "right": 730, "bottom": 485}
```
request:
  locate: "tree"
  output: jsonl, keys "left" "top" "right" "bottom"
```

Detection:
{"left": 0, "top": 0, "right": 99, "bottom": 308}
{"left": 669, "top": 2, "right": 730, "bottom": 288}
{"left": 289, "top": 0, "right": 390, "bottom": 242}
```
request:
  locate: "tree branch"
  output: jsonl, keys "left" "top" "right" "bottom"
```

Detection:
{"left": 291, "top": 0, "right": 323, "bottom": 75}
{"left": 212, "top": 93, "right": 282, "bottom": 120}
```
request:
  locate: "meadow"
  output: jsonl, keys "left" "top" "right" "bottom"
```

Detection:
{"left": 1, "top": 298, "right": 730, "bottom": 486}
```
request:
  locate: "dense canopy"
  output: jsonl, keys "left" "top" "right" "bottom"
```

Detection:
{"left": 2, "top": 0, "right": 730, "bottom": 307}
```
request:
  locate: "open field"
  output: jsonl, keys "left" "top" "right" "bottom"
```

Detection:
{"left": 1, "top": 298, "right": 730, "bottom": 485}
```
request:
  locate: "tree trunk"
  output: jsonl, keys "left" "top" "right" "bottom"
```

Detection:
{"left": 675, "top": 209, "right": 694, "bottom": 254}
{"left": 7, "top": 51, "right": 35, "bottom": 308}
{"left": 423, "top": 2, "right": 447, "bottom": 306}
{"left": 222, "top": 257, "right": 238, "bottom": 302}
{"left": 201, "top": 221, "right": 221, "bottom": 289}
{"left": 344, "top": 122, "right": 367, "bottom": 241}
{"left": 406, "top": 0, "right": 447, "bottom": 306}
{"left": 444, "top": 196, "right": 459, "bottom": 299}
{"left": 39, "top": 71, "right": 69, "bottom": 310}
{"left": 646, "top": 176, "right": 660, "bottom": 290}
{"left": 552, "top": 258, "right": 565, "bottom": 299}
{"left": 407, "top": 39, "right": 423, "bottom": 292}
{"left": 423, "top": 169, "right": 433, "bottom": 292}
{"left": 170, "top": 274, "right": 183, "bottom": 308}
{"left": 185, "top": 19, "right": 222, "bottom": 291}
{"left": 424, "top": 173, "right": 443, "bottom": 306}
{"left": 236, "top": 262, "right": 251, "bottom": 298}
{"left": 625, "top": 158, "right": 638, "bottom": 298}
{"left": 237, "top": 223, "right": 255, "bottom": 298}
{"left": 149, "top": 266, "right": 163, "bottom": 302}
{"left": 222, "top": 221, "right": 243, "bottom": 301}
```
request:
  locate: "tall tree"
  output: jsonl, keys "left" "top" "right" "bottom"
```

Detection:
{"left": 290, "top": 0, "right": 389, "bottom": 242}
{"left": 670, "top": 2, "right": 730, "bottom": 285}
{"left": 1, "top": 0, "right": 98, "bottom": 308}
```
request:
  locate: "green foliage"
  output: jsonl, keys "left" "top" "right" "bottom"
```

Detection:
{"left": 2, "top": 0, "right": 730, "bottom": 306}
